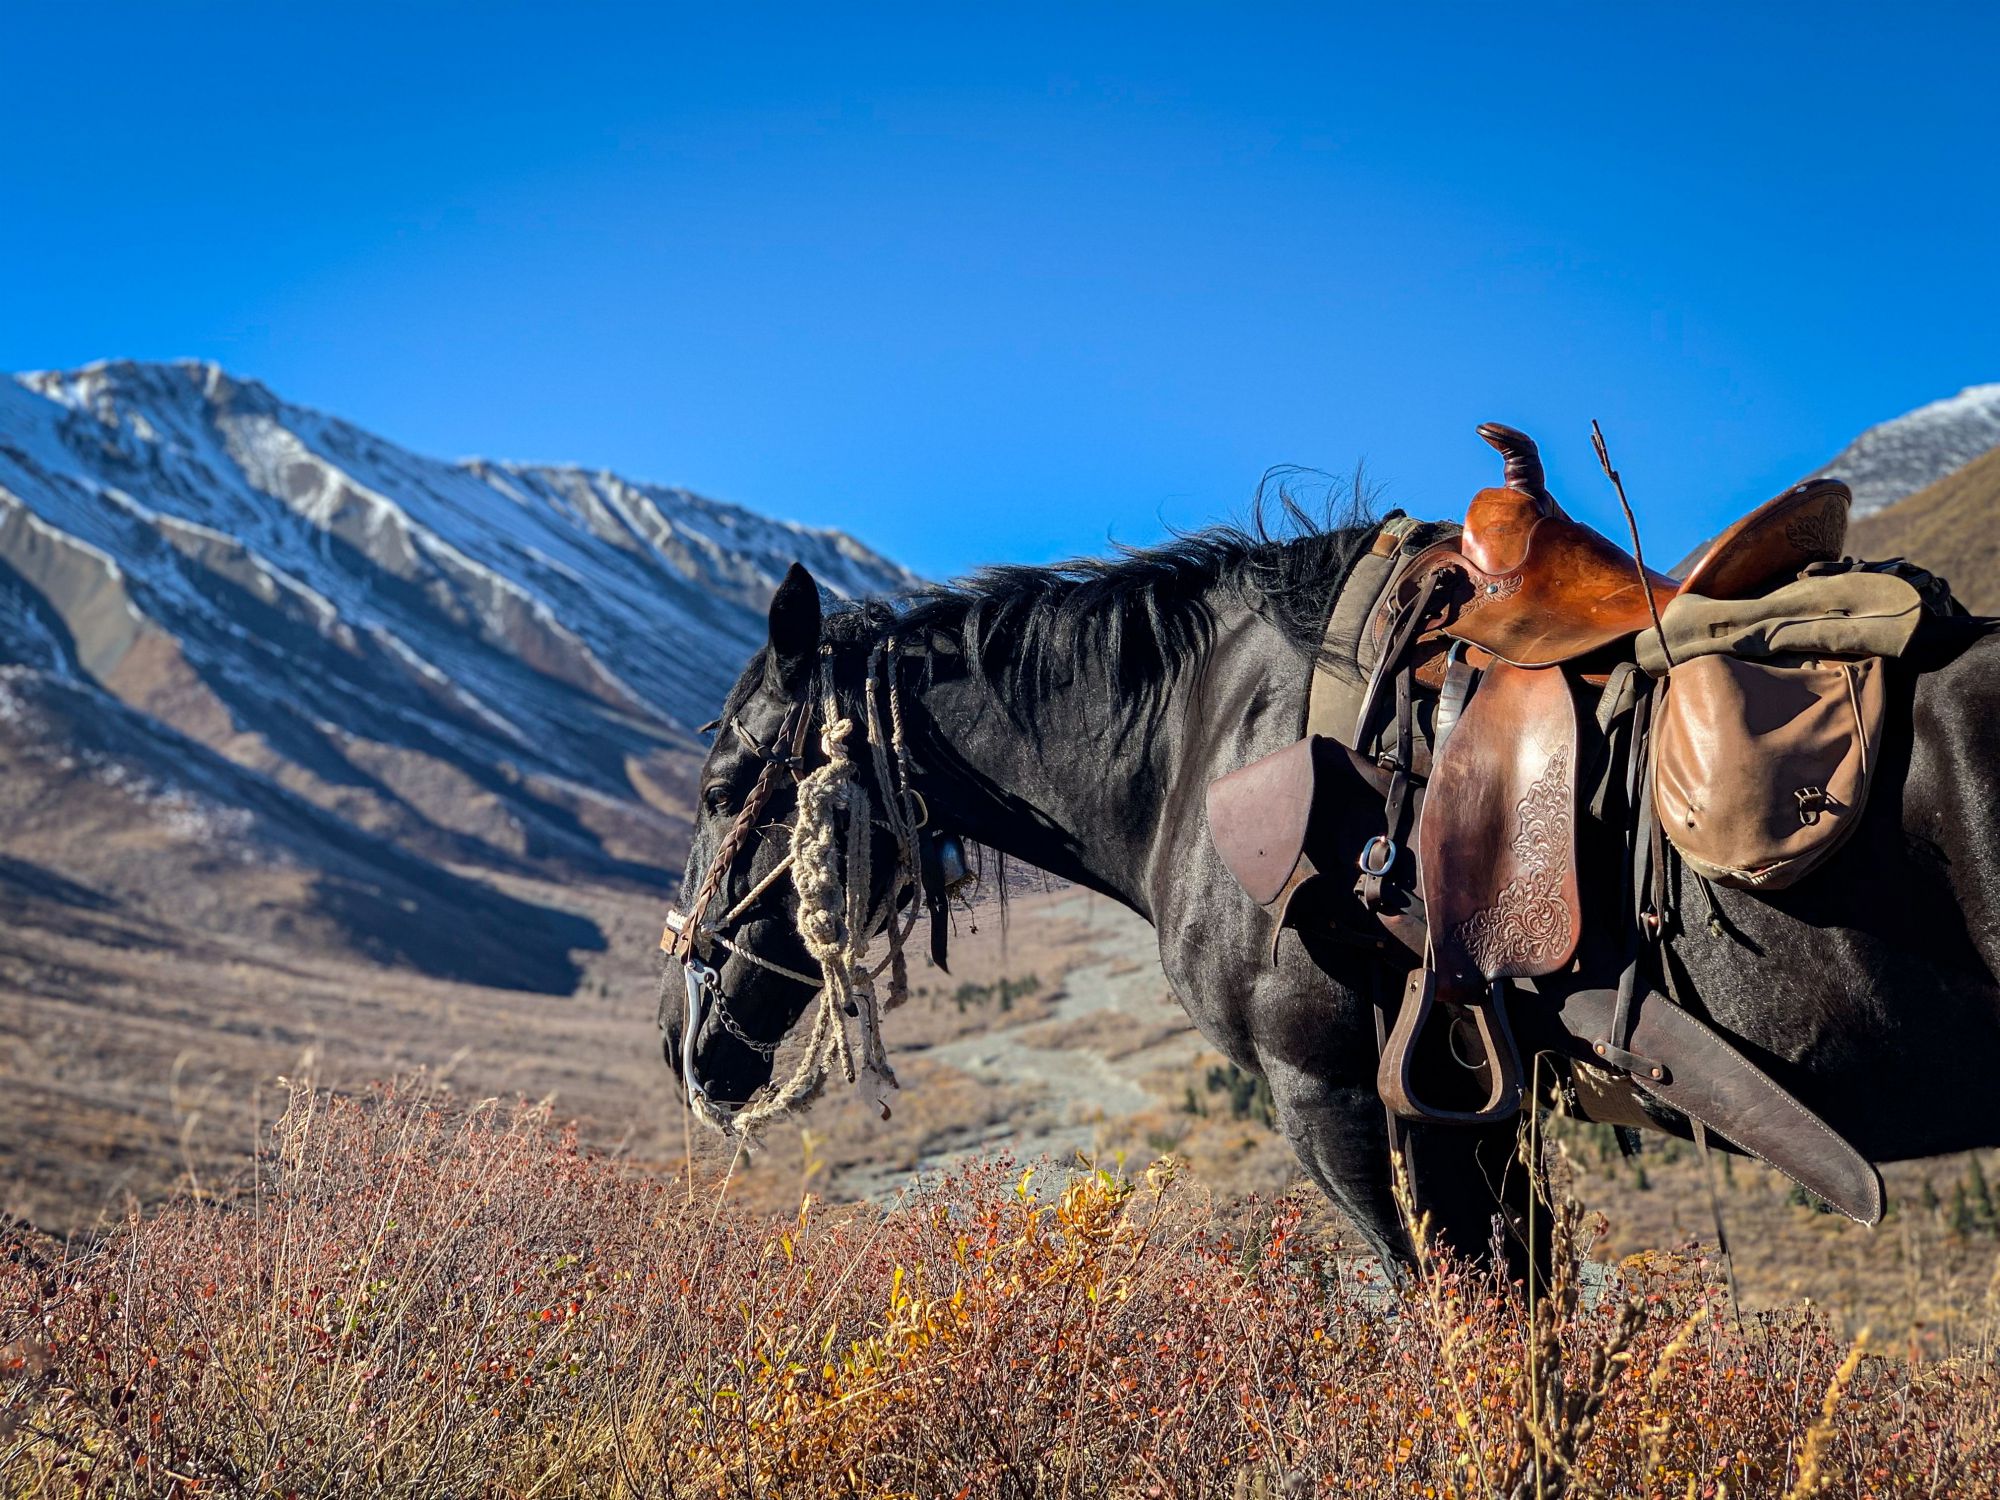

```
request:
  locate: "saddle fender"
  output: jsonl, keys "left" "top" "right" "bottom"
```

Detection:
{"left": 1420, "top": 660, "right": 1582, "bottom": 983}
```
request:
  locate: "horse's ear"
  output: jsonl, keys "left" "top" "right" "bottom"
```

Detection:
{"left": 766, "top": 563, "right": 822, "bottom": 691}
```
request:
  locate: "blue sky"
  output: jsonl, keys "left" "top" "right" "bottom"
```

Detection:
{"left": 5, "top": 3, "right": 1996, "bottom": 579}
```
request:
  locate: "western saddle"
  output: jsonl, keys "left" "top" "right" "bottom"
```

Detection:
{"left": 1205, "top": 422, "right": 1942, "bottom": 1224}
{"left": 1403, "top": 425, "right": 1849, "bottom": 666}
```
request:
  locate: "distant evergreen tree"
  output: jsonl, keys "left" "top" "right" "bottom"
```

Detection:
{"left": 1922, "top": 1176, "right": 1943, "bottom": 1218}
{"left": 1968, "top": 1153, "right": 1996, "bottom": 1227}
{"left": 1952, "top": 1182, "right": 1977, "bottom": 1237}
{"left": 1201, "top": 1063, "right": 1275, "bottom": 1129}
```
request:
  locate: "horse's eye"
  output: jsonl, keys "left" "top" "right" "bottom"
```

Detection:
{"left": 701, "top": 783, "right": 732, "bottom": 815}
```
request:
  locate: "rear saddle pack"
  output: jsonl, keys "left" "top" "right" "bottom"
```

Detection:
{"left": 1207, "top": 423, "right": 1962, "bottom": 1225}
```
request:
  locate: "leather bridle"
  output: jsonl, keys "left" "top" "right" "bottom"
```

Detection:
{"left": 660, "top": 693, "right": 821, "bottom": 1109}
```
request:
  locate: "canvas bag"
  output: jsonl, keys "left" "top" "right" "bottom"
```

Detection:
{"left": 1645, "top": 568, "right": 1946, "bottom": 891}
{"left": 1653, "top": 650, "right": 1886, "bottom": 890}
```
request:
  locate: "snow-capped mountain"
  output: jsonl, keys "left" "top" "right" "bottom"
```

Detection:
{"left": 1807, "top": 383, "right": 2000, "bottom": 517}
{"left": 0, "top": 359, "right": 917, "bottom": 900}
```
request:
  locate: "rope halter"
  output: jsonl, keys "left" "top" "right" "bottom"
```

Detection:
{"left": 660, "top": 644, "right": 926, "bottom": 1142}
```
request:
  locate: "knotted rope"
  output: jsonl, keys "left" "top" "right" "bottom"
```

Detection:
{"left": 687, "top": 653, "right": 919, "bottom": 1142}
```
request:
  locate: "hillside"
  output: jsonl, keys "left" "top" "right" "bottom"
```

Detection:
{"left": 1807, "top": 382, "right": 2000, "bottom": 517}
{"left": 1849, "top": 438, "right": 2000, "bottom": 613}
{"left": 0, "top": 360, "right": 918, "bottom": 1232}
{"left": 0, "top": 359, "right": 916, "bottom": 903}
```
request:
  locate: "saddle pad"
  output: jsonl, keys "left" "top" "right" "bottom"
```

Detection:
{"left": 1634, "top": 571, "right": 1927, "bottom": 677}
{"left": 1653, "top": 652, "right": 1886, "bottom": 890}
{"left": 1304, "top": 515, "right": 1448, "bottom": 747}
{"left": 1419, "top": 660, "right": 1581, "bottom": 982}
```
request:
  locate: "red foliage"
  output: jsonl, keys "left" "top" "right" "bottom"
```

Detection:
{"left": 2, "top": 1080, "right": 1995, "bottom": 1497}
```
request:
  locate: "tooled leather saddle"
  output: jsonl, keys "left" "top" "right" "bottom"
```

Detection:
{"left": 1206, "top": 423, "right": 1956, "bottom": 1225}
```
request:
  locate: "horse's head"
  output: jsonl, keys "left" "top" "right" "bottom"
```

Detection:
{"left": 662, "top": 562, "right": 916, "bottom": 1125}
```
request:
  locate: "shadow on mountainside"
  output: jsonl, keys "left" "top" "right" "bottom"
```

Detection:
{"left": 0, "top": 666, "right": 604, "bottom": 993}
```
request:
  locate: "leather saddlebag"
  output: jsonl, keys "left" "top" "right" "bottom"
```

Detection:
{"left": 1653, "top": 652, "right": 1886, "bottom": 891}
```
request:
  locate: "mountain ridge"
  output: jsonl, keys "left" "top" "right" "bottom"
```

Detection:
{"left": 0, "top": 357, "right": 917, "bottom": 984}
{"left": 1806, "top": 382, "right": 2000, "bottom": 518}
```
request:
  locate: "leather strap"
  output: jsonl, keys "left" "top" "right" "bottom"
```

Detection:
{"left": 1547, "top": 985, "right": 1883, "bottom": 1225}
{"left": 1353, "top": 566, "right": 1444, "bottom": 751}
{"left": 1690, "top": 1116, "right": 1745, "bottom": 1320}
{"left": 1607, "top": 684, "right": 1661, "bottom": 1057}
{"left": 1305, "top": 515, "right": 1443, "bottom": 746}
{"left": 1358, "top": 665, "right": 1418, "bottom": 914}
{"left": 1369, "top": 968, "right": 1405, "bottom": 1161}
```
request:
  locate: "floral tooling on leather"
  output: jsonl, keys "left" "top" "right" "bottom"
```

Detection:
{"left": 1784, "top": 495, "right": 1847, "bottom": 559}
{"left": 1454, "top": 749, "right": 1573, "bottom": 977}
{"left": 1456, "top": 572, "right": 1524, "bottom": 613}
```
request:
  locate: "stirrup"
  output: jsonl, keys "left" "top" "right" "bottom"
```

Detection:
{"left": 1377, "top": 969, "right": 1525, "bottom": 1125}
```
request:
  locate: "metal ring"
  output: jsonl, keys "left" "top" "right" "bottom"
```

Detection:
{"left": 1447, "top": 1014, "right": 1484, "bottom": 1070}
{"left": 1357, "top": 835, "right": 1398, "bottom": 878}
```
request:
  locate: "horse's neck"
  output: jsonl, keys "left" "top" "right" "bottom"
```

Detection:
{"left": 907, "top": 604, "right": 1296, "bottom": 921}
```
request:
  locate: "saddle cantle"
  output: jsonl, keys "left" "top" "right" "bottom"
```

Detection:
{"left": 1199, "top": 419, "right": 1954, "bottom": 1226}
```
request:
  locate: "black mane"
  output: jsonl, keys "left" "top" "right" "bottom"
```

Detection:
{"left": 825, "top": 498, "right": 1384, "bottom": 721}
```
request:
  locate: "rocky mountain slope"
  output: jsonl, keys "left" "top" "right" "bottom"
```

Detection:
{"left": 1849, "top": 439, "right": 2000, "bottom": 614}
{"left": 0, "top": 359, "right": 916, "bottom": 981}
{"left": 1807, "top": 382, "right": 2000, "bottom": 517}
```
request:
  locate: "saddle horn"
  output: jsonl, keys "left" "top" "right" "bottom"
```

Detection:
{"left": 1476, "top": 422, "right": 1562, "bottom": 516}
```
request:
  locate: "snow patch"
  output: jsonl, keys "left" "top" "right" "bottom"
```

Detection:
{"left": 1810, "top": 382, "right": 2000, "bottom": 517}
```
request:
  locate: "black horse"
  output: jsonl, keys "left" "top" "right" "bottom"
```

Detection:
{"left": 664, "top": 516, "right": 2000, "bottom": 1273}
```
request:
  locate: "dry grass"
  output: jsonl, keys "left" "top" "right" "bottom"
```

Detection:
{"left": 1560, "top": 1125, "right": 2000, "bottom": 1358}
{"left": 5, "top": 1080, "right": 2000, "bottom": 1498}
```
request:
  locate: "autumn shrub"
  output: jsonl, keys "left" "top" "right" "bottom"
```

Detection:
{"left": 3, "top": 1079, "right": 1998, "bottom": 1498}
